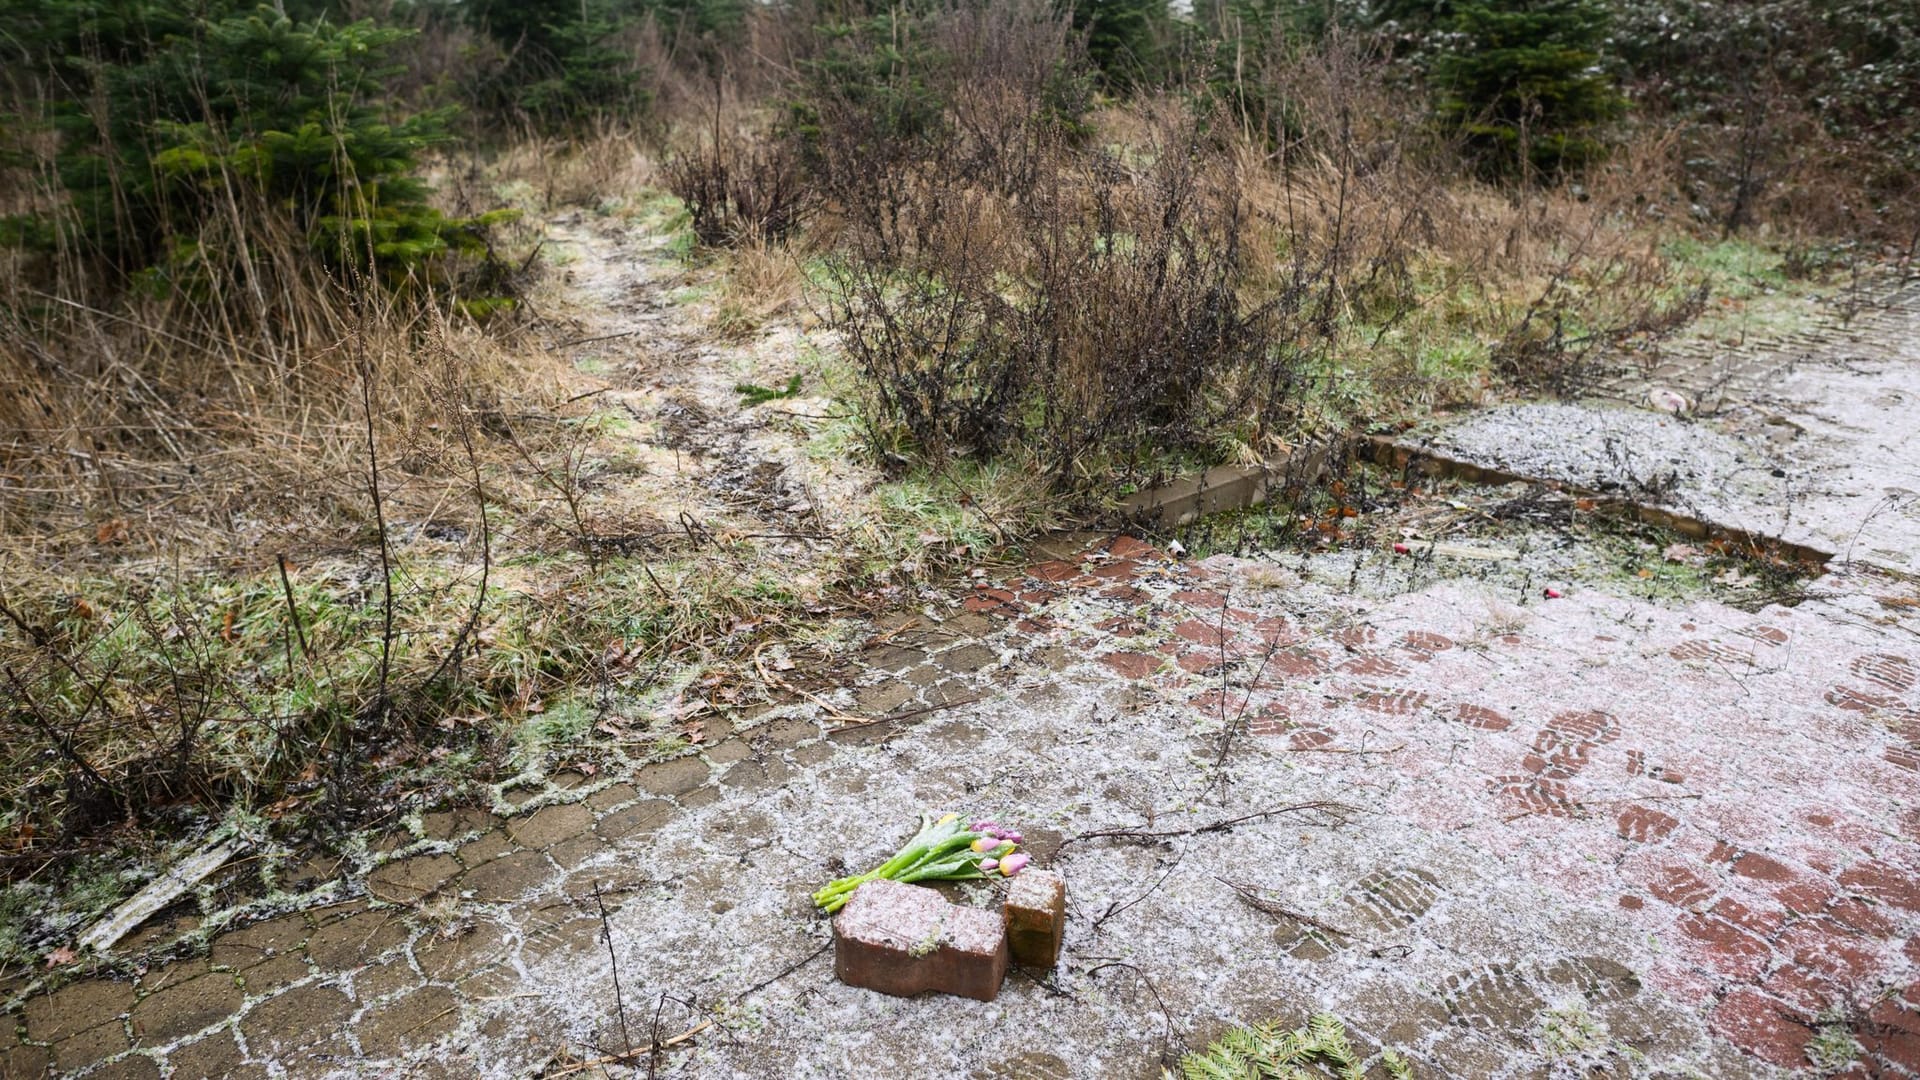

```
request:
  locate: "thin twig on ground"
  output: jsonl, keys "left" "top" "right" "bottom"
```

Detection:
{"left": 733, "top": 939, "right": 832, "bottom": 1002}
{"left": 1215, "top": 877, "right": 1355, "bottom": 938}
{"left": 1058, "top": 801, "right": 1355, "bottom": 850}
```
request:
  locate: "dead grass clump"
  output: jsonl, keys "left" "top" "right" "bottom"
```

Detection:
{"left": 714, "top": 240, "right": 808, "bottom": 340}
{"left": 484, "top": 124, "right": 658, "bottom": 212}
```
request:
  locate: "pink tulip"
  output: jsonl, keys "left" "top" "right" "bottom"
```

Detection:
{"left": 971, "top": 836, "right": 1004, "bottom": 853}
{"left": 1002, "top": 831, "right": 1022, "bottom": 844}
{"left": 979, "top": 858, "right": 998, "bottom": 872}
{"left": 999, "top": 853, "right": 1030, "bottom": 876}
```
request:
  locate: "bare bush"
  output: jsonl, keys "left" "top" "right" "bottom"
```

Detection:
{"left": 665, "top": 132, "right": 813, "bottom": 247}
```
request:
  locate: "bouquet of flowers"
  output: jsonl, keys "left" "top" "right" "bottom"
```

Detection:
{"left": 813, "top": 812, "right": 1030, "bottom": 914}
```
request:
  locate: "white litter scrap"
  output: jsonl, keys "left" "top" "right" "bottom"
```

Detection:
{"left": 76, "top": 839, "right": 242, "bottom": 954}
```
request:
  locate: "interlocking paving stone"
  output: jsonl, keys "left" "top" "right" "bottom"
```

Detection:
{"left": 130, "top": 974, "right": 243, "bottom": 1045}
{"left": 161, "top": 1030, "right": 265, "bottom": 1079}
{"left": 505, "top": 803, "right": 595, "bottom": 849}
{"left": 239, "top": 985, "right": 353, "bottom": 1056}
{"left": 305, "top": 911, "right": 408, "bottom": 972}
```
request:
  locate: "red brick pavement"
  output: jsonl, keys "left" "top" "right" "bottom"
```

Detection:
{"left": 970, "top": 536, "right": 1920, "bottom": 1074}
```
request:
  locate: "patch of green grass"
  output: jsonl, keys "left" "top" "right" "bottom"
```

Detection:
{"left": 1170, "top": 1013, "right": 1412, "bottom": 1079}
{"left": 510, "top": 697, "right": 596, "bottom": 768}
{"left": 1806, "top": 1010, "right": 1863, "bottom": 1073}
{"left": 1662, "top": 236, "right": 1788, "bottom": 296}
{"left": 1538, "top": 1004, "right": 1605, "bottom": 1061}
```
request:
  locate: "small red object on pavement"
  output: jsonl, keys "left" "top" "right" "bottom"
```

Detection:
{"left": 1543, "top": 587, "right": 1563, "bottom": 599}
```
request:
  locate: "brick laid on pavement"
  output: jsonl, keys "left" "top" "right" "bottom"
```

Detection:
{"left": 1004, "top": 870, "right": 1067, "bottom": 969}
{"left": 832, "top": 880, "right": 1009, "bottom": 1002}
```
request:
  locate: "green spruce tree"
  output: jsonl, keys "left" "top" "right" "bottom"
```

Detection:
{"left": 1430, "top": 0, "right": 1625, "bottom": 177}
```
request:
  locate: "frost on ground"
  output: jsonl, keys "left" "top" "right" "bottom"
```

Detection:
{"left": 9, "top": 229, "right": 1920, "bottom": 1080}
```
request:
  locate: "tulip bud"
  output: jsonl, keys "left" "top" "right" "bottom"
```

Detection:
{"left": 980, "top": 858, "right": 998, "bottom": 872}
{"left": 999, "top": 853, "right": 1030, "bottom": 876}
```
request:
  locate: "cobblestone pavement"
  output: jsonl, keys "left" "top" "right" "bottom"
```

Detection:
{"left": 6, "top": 286, "right": 1919, "bottom": 1077}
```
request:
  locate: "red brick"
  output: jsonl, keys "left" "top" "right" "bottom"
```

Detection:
{"left": 1618, "top": 805, "right": 1681, "bottom": 843}
{"left": 1173, "top": 619, "right": 1226, "bottom": 648}
{"left": 1100, "top": 652, "right": 1160, "bottom": 679}
{"left": 1710, "top": 897, "right": 1786, "bottom": 938}
{"left": 1761, "top": 963, "right": 1847, "bottom": 1016}
{"left": 1106, "top": 536, "right": 1160, "bottom": 561}
{"left": 1852, "top": 653, "right": 1917, "bottom": 693}
{"left": 1004, "top": 870, "right": 1066, "bottom": 969}
{"left": 1839, "top": 859, "right": 1920, "bottom": 911}
{"left": 1355, "top": 688, "right": 1428, "bottom": 716}
{"left": 1732, "top": 853, "right": 1796, "bottom": 883}
{"left": 1488, "top": 775, "right": 1578, "bottom": 817}
{"left": 1774, "top": 880, "right": 1833, "bottom": 916}
{"left": 1651, "top": 860, "right": 1712, "bottom": 903}
{"left": 1828, "top": 896, "right": 1897, "bottom": 936}
{"left": 1677, "top": 912, "right": 1772, "bottom": 979}
{"left": 1397, "top": 630, "right": 1453, "bottom": 658}
{"left": 1189, "top": 689, "right": 1230, "bottom": 714}
{"left": 1337, "top": 655, "right": 1407, "bottom": 678}
{"left": 1333, "top": 625, "right": 1376, "bottom": 648}
{"left": 1178, "top": 652, "right": 1219, "bottom": 675}
{"left": 1863, "top": 996, "right": 1920, "bottom": 1074}
{"left": 1870, "top": 994, "right": 1920, "bottom": 1036}
{"left": 1090, "top": 560, "right": 1139, "bottom": 581}
{"left": 1454, "top": 704, "right": 1512, "bottom": 731}
{"left": 1827, "top": 684, "right": 1900, "bottom": 712}
{"left": 1027, "top": 560, "right": 1079, "bottom": 583}
{"left": 1170, "top": 590, "right": 1225, "bottom": 609}
{"left": 1253, "top": 616, "right": 1292, "bottom": 643}
{"left": 832, "top": 880, "right": 1008, "bottom": 1002}
{"left": 1249, "top": 706, "right": 1290, "bottom": 738}
{"left": 1266, "top": 649, "right": 1327, "bottom": 677}
{"left": 1290, "top": 725, "right": 1335, "bottom": 750}
{"left": 1710, "top": 989, "right": 1810, "bottom": 1068}
{"left": 1779, "top": 923, "right": 1880, "bottom": 982}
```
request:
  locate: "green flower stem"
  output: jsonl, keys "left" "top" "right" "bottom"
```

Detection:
{"left": 813, "top": 812, "right": 1014, "bottom": 913}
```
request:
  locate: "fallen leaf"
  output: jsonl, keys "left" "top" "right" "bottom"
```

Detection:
{"left": 44, "top": 946, "right": 77, "bottom": 968}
